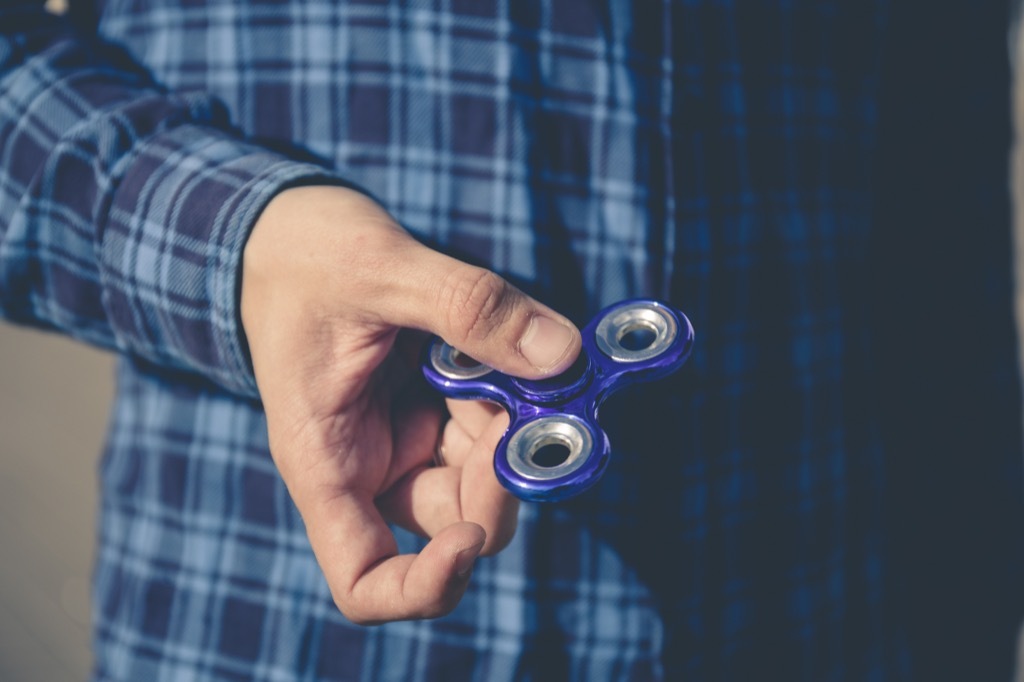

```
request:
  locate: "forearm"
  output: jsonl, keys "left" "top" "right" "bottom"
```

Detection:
{"left": 0, "top": 2, "right": 340, "bottom": 396}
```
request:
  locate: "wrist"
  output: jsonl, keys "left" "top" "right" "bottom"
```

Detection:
{"left": 240, "top": 184, "right": 413, "bottom": 365}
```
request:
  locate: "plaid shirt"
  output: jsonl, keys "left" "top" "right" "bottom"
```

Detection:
{"left": 2, "top": 1, "right": 1022, "bottom": 680}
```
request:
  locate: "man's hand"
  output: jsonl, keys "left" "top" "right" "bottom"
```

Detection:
{"left": 240, "top": 185, "right": 581, "bottom": 624}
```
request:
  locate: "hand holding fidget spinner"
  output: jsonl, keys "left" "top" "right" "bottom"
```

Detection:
{"left": 422, "top": 299, "right": 694, "bottom": 502}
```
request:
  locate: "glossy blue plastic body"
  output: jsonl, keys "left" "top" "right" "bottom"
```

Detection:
{"left": 422, "top": 299, "right": 694, "bottom": 501}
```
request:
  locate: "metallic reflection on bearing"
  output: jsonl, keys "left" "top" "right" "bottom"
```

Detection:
{"left": 594, "top": 302, "right": 678, "bottom": 363}
{"left": 430, "top": 340, "right": 493, "bottom": 380}
{"left": 506, "top": 415, "right": 593, "bottom": 481}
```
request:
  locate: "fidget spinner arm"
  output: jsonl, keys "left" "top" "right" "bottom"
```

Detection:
{"left": 422, "top": 299, "right": 695, "bottom": 502}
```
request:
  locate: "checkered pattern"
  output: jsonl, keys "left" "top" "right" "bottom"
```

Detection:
{"left": 1, "top": 1, "right": 1022, "bottom": 680}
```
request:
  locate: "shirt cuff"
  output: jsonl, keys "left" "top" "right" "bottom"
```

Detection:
{"left": 102, "top": 122, "right": 343, "bottom": 398}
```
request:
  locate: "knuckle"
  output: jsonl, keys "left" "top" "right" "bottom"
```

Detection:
{"left": 328, "top": 586, "right": 375, "bottom": 626}
{"left": 329, "top": 591, "right": 359, "bottom": 621}
{"left": 439, "top": 267, "right": 513, "bottom": 344}
{"left": 331, "top": 595, "right": 356, "bottom": 620}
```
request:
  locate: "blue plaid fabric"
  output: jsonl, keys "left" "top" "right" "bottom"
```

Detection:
{"left": 2, "top": 0, "right": 1022, "bottom": 680}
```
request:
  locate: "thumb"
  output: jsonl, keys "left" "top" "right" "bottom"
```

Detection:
{"left": 395, "top": 247, "right": 581, "bottom": 380}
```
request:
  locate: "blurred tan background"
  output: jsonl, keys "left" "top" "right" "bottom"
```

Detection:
{"left": 0, "top": 327, "right": 110, "bottom": 680}
{"left": 2, "top": 1, "right": 1024, "bottom": 681}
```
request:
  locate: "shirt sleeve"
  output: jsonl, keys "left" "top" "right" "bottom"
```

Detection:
{"left": 0, "top": 3, "right": 342, "bottom": 397}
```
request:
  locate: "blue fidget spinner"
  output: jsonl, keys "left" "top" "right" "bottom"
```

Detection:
{"left": 421, "top": 299, "right": 695, "bottom": 502}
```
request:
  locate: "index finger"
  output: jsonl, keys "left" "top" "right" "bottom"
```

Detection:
{"left": 302, "top": 488, "right": 486, "bottom": 624}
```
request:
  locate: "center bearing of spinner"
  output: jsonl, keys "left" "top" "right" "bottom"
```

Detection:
{"left": 510, "top": 352, "right": 592, "bottom": 404}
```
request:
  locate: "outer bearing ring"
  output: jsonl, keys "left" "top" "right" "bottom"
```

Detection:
{"left": 429, "top": 340, "right": 493, "bottom": 380}
{"left": 594, "top": 301, "right": 678, "bottom": 363}
{"left": 505, "top": 415, "right": 594, "bottom": 481}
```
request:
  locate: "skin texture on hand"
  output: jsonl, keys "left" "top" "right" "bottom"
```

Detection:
{"left": 240, "top": 185, "right": 581, "bottom": 624}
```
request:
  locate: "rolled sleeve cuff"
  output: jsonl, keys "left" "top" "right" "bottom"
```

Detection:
{"left": 102, "top": 123, "right": 343, "bottom": 397}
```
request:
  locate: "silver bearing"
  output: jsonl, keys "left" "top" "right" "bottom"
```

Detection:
{"left": 429, "top": 340, "right": 492, "bottom": 380}
{"left": 594, "top": 301, "right": 677, "bottom": 363}
{"left": 506, "top": 415, "right": 593, "bottom": 481}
